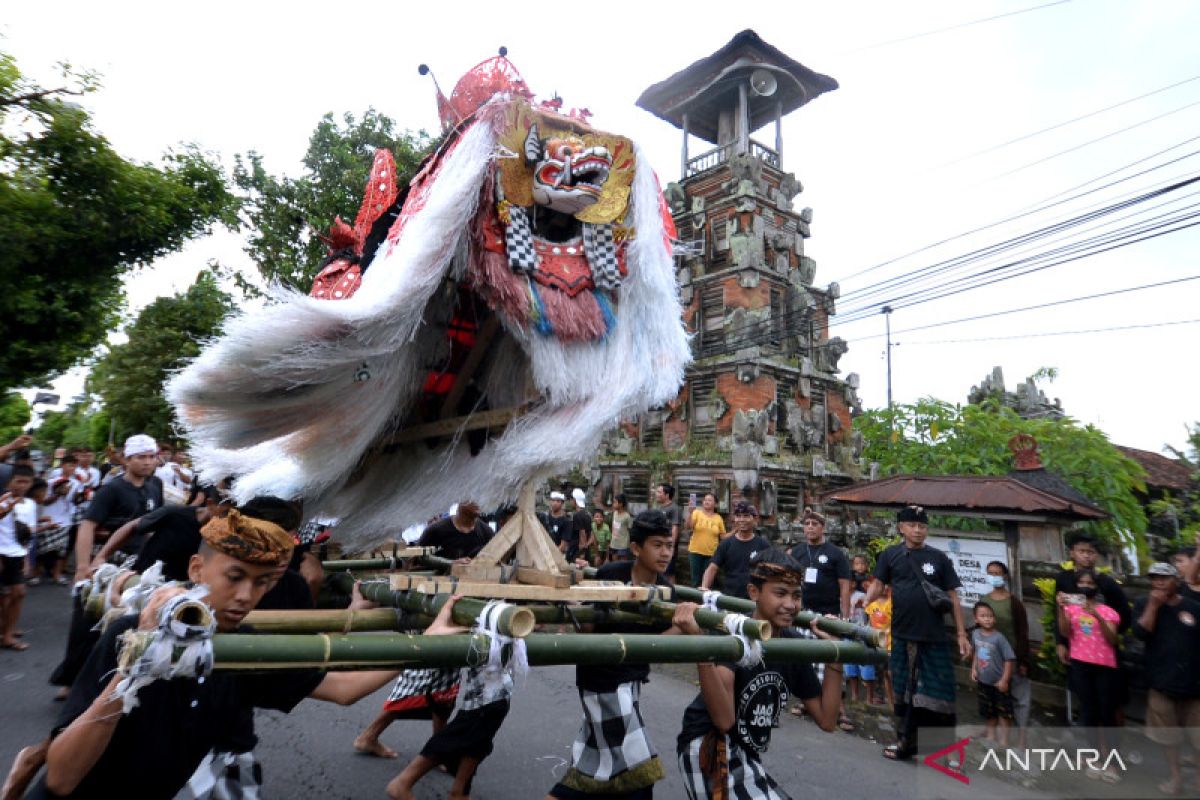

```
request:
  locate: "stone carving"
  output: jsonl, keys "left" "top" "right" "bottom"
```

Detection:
{"left": 815, "top": 336, "right": 848, "bottom": 373}
{"left": 968, "top": 366, "right": 1064, "bottom": 419}
{"left": 850, "top": 429, "right": 866, "bottom": 459}
{"left": 732, "top": 402, "right": 773, "bottom": 489}
{"left": 828, "top": 411, "right": 842, "bottom": 434}
{"left": 726, "top": 152, "right": 765, "bottom": 193}
{"left": 778, "top": 173, "right": 802, "bottom": 205}
{"left": 785, "top": 399, "right": 823, "bottom": 449}
{"left": 796, "top": 256, "right": 817, "bottom": 286}
{"left": 665, "top": 182, "right": 687, "bottom": 214}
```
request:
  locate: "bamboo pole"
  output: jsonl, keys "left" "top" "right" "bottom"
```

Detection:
{"left": 244, "top": 608, "right": 422, "bottom": 633}
{"left": 328, "top": 573, "right": 535, "bottom": 638}
{"left": 193, "top": 632, "right": 887, "bottom": 670}
{"left": 413, "top": 554, "right": 869, "bottom": 646}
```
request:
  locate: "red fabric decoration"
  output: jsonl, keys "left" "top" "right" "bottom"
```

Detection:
{"left": 438, "top": 56, "right": 533, "bottom": 130}
{"left": 310, "top": 258, "right": 362, "bottom": 301}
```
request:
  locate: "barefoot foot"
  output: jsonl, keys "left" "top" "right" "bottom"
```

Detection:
{"left": 352, "top": 734, "right": 397, "bottom": 759}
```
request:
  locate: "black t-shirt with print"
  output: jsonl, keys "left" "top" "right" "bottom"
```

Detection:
{"left": 710, "top": 534, "right": 771, "bottom": 599}
{"left": 788, "top": 540, "right": 851, "bottom": 615}
{"left": 677, "top": 628, "right": 820, "bottom": 754}
{"left": 540, "top": 511, "right": 575, "bottom": 548}
{"left": 29, "top": 615, "right": 323, "bottom": 800}
{"left": 417, "top": 517, "right": 492, "bottom": 560}
{"left": 1133, "top": 594, "right": 1200, "bottom": 699}
{"left": 84, "top": 475, "right": 163, "bottom": 532}
{"left": 132, "top": 505, "right": 203, "bottom": 581}
{"left": 576, "top": 560, "right": 671, "bottom": 692}
{"left": 256, "top": 569, "right": 316, "bottom": 612}
{"left": 873, "top": 543, "right": 962, "bottom": 643}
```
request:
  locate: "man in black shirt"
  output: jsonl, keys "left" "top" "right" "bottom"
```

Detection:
{"left": 540, "top": 491, "right": 576, "bottom": 560}
{"left": 1051, "top": 531, "right": 1131, "bottom": 663}
{"left": 789, "top": 508, "right": 851, "bottom": 618}
{"left": 701, "top": 502, "right": 770, "bottom": 599}
{"left": 547, "top": 509, "right": 682, "bottom": 799}
{"left": 73, "top": 434, "right": 164, "bottom": 582}
{"left": 417, "top": 501, "right": 492, "bottom": 561}
{"left": 866, "top": 505, "right": 968, "bottom": 761}
{"left": 1170, "top": 546, "right": 1200, "bottom": 603}
{"left": 676, "top": 549, "right": 844, "bottom": 798}
{"left": 31, "top": 509, "right": 421, "bottom": 799}
{"left": 1133, "top": 561, "right": 1200, "bottom": 797}
{"left": 654, "top": 483, "right": 682, "bottom": 583}
{"left": 88, "top": 485, "right": 228, "bottom": 581}
{"left": 571, "top": 488, "right": 593, "bottom": 564}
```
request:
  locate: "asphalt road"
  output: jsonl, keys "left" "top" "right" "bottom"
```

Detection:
{"left": 0, "top": 583, "right": 1071, "bottom": 799}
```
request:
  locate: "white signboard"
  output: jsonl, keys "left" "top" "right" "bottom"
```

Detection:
{"left": 926, "top": 534, "right": 1010, "bottom": 608}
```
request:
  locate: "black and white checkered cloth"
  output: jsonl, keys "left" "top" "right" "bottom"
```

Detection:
{"left": 386, "top": 666, "right": 460, "bottom": 703}
{"left": 568, "top": 681, "right": 656, "bottom": 782}
{"left": 182, "top": 750, "right": 262, "bottom": 800}
{"left": 583, "top": 222, "right": 621, "bottom": 291}
{"left": 504, "top": 204, "right": 538, "bottom": 273}
{"left": 678, "top": 734, "right": 791, "bottom": 800}
{"left": 35, "top": 525, "right": 69, "bottom": 557}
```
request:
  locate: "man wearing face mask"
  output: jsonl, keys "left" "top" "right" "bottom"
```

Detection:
{"left": 1052, "top": 532, "right": 1131, "bottom": 666}
{"left": 980, "top": 561, "right": 1032, "bottom": 750}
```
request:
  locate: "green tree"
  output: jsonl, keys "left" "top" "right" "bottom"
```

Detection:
{"left": 0, "top": 392, "right": 31, "bottom": 444}
{"left": 33, "top": 399, "right": 109, "bottom": 453}
{"left": 89, "top": 271, "right": 234, "bottom": 443}
{"left": 857, "top": 397, "right": 1148, "bottom": 551}
{"left": 233, "top": 109, "right": 434, "bottom": 292}
{"left": 0, "top": 50, "right": 236, "bottom": 390}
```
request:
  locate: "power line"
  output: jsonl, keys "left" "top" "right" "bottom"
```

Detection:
{"left": 835, "top": 175, "right": 1200, "bottom": 312}
{"left": 1025, "top": 135, "right": 1200, "bottom": 207}
{"left": 848, "top": 274, "right": 1200, "bottom": 342}
{"left": 939, "top": 74, "right": 1200, "bottom": 167}
{"left": 845, "top": 0, "right": 1072, "bottom": 53}
{"left": 900, "top": 317, "right": 1200, "bottom": 346}
{"left": 984, "top": 98, "right": 1200, "bottom": 182}
{"left": 836, "top": 141, "right": 1200, "bottom": 286}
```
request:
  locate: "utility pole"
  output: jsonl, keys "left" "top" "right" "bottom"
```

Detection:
{"left": 882, "top": 305, "right": 894, "bottom": 415}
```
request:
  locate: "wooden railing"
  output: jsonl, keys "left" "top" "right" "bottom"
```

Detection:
{"left": 686, "top": 139, "right": 780, "bottom": 176}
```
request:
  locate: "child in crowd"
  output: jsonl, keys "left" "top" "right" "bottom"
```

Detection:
{"left": 971, "top": 602, "right": 1016, "bottom": 746}
{"left": 0, "top": 465, "right": 37, "bottom": 651}
{"left": 850, "top": 553, "right": 871, "bottom": 593}
{"left": 865, "top": 583, "right": 894, "bottom": 707}
{"left": 591, "top": 509, "right": 611, "bottom": 566}
{"left": 845, "top": 578, "right": 875, "bottom": 703}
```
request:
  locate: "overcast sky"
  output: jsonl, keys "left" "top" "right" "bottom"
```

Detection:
{"left": 5, "top": 0, "right": 1198, "bottom": 455}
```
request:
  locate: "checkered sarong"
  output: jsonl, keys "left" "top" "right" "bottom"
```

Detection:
{"left": 558, "top": 681, "right": 662, "bottom": 793}
{"left": 383, "top": 667, "right": 460, "bottom": 714}
{"left": 583, "top": 222, "right": 621, "bottom": 291}
{"left": 182, "top": 750, "right": 262, "bottom": 800}
{"left": 678, "top": 733, "right": 790, "bottom": 800}
{"left": 35, "top": 525, "right": 69, "bottom": 556}
{"left": 504, "top": 204, "right": 538, "bottom": 273}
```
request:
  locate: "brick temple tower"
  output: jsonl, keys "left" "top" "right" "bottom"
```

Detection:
{"left": 594, "top": 30, "right": 864, "bottom": 536}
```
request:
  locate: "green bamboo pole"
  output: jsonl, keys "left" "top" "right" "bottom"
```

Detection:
{"left": 244, "top": 608, "right": 422, "bottom": 633}
{"left": 414, "top": 554, "right": 870, "bottom": 646}
{"left": 197, "top": 631, "right": 887, "bottom": 670}
{"left": 669, "top": 585, "right": 880, "bottom": 647}
{"left": 327, "top": 574, "right": 535, "bottom": 638}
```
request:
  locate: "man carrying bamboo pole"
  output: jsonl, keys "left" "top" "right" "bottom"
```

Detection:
{"left": 25, "top": 510, "right": 432, "bottom": 800}
{"left": 675, "top": 549, "right": 844, "bottom": 799}
{"left": 547, "top": 509, "right": 697, "bottom": 800}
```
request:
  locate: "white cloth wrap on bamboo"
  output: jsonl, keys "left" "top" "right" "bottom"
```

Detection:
{"left": 113, "top": 584, "right": 215, "bottom": 713}
{"left": 118, "top": 561, "right": 168, "bottom": 614}
{"left": 724, "top": 613, "right": 763, "bottom": 668}
{"left": 458, "top": 599, "right": 526, "bottom": 711}
{"left": 701, "top": 590, "right": 722, "bottom": 611}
